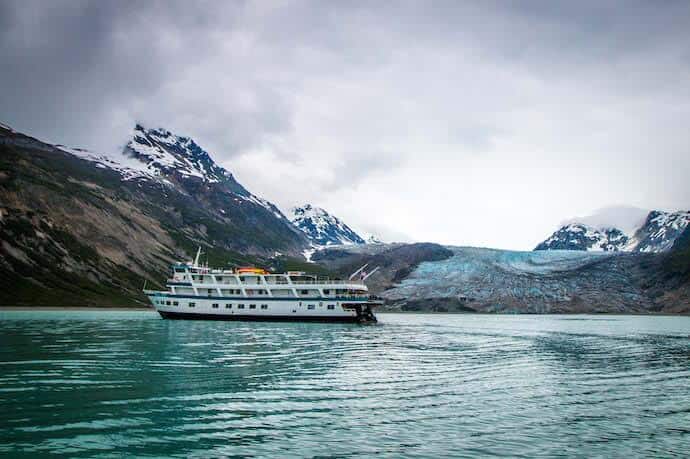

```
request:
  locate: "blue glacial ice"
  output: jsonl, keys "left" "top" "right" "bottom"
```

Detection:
{"left": 383, "top": 247, "right": 647, "bottom": 313}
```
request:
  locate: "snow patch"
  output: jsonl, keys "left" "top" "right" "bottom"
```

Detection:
{"left": 302, "top": 248, "right": 316, "bottom": 262}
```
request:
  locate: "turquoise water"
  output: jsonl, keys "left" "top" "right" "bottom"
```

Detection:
{"left": 1, "top": 311, "right": 689, "bottom": 457}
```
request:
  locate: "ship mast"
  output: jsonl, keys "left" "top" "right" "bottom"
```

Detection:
{"left": 193, "top": 246, "right": 202, "bottom": 267}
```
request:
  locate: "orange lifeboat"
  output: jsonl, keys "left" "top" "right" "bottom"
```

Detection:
{"left": 237, "top": 267, "right": 268, "bottom": 275}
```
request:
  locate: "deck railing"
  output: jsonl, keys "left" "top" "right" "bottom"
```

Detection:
{"left": 167, "top": 278, "right": 366, "bottom": 286}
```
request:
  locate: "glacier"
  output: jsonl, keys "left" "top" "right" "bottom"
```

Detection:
{"left": 383, "top": 247, "right": 651, "bottom": 313}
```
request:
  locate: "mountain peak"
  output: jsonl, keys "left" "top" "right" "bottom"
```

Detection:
{"left": 125, "top": 124, "right": 230, "bottom": 184}
{"left": 289, "top": 204, "right": 365, "bottom": 246}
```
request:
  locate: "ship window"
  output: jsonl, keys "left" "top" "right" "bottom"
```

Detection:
{"left": 173, "top": 301, "right": 179, "bottom": 306}
{"left": 207, "top": 289, "right": 213, "bottom": 295}
{"left": 189, "top": 302, "right": 196, "bottom": 308}
{"left": 212, "top": 303, "right": 219, "bottom": 309}
{"left": 225, "top": 304, "right": 232, "bottom": 309}
{"left": 249, "top": 304, "right": 256, "bottom": 309}
{"left": 238, "top": 304, "right": 245, "bottom": 309}
{"left": 301, "top": 290, "right": 308, "bottom": 295}
{"left": 166, "top": 301, "right": 171, "bottom": 305}
{"left": 323, "top": 289, "right": 330, "bottom": 295}
{"left": 327, "top": 304, "right": 335, "bottom": 310}
{"left": 261, "top": 304, "right": 268, "bottom": 309}
{"left": 308, "top": 304, "right": 315, "bottom": 310}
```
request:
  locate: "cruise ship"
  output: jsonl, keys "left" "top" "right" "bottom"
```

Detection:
{"left": 144, "top": 250, "right": 382, "bottom": 323}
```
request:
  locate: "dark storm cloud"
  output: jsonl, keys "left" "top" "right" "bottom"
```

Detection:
{"left": 0, "top": 0, "right": 277, "bottom": 153}
{"left": 0, "top": 1, "right": 167, "bottom": 143}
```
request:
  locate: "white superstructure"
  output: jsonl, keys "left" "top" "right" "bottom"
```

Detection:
{"left": 145, "top": 250, "right": 381, "bottom": 323}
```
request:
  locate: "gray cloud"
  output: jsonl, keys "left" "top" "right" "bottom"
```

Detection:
{"left": 1, "top": 1, "right": 689, "bottom": 248}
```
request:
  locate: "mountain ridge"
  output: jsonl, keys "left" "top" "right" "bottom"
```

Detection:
{"left": 535, "top": 210, "right": 690, "bottom": 253}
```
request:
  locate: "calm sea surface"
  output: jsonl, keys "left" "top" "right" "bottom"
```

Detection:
{"left": 1, "top": 311, "right": 689, "bottom": 458}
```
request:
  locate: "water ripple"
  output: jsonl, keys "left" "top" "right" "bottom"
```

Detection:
{"left": 0, "top": 311, "right": 689, "bottom": 457}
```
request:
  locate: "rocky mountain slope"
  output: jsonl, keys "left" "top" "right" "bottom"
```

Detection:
{"left": 289, "top": 204, "right": 365, "bottom": 246}
{"left": 535, "top": 224, "right": 629, "bottom": 251}
{"left": 0, "top": 123, "right": 309, "bottom": 306}
{"left": 536, "top": 210, "right": 689, "bottom": 253}
{"left": 312, "top": 242, "right": 454, "bottom": 294}
{"left": 629, "top": 210, "right": 690, "bottom": 253}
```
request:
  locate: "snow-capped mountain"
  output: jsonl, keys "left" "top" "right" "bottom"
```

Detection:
{"left": 535, "top": 224, "right": 629, "bottom": 252}
{"left": 629, "top": 210, "right": 690, "bottom": 253}
{"left": 58, "top": 124, "right": 235, "bottom": 184}
{"left": 535, "top": 210, "right": 690, "bottom": 253}
{"left": 289, "top": 204, "right": 365, "bottom": 246}
{"left": 56, "top": 124, "right": 287, "bottom": 220}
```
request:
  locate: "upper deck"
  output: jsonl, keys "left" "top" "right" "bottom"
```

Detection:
{"left": 167, "top": 264, "right": 368, "bottom": 292}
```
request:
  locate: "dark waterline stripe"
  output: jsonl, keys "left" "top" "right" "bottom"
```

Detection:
{"left": 158, "top": 311, "right": 363, "bottom": 323}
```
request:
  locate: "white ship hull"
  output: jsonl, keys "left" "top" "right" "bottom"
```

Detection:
{"left": 148, "top": 294, "right": 379, "bottom": 323}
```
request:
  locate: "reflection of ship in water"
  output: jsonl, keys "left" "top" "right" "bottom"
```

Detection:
{"left": 145, "top": 248, "right": 382, "bottom": 323}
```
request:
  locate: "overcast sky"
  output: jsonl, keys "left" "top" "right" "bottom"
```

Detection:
{"left": 2, "top": 1, "right": 689, "bottom": 249}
